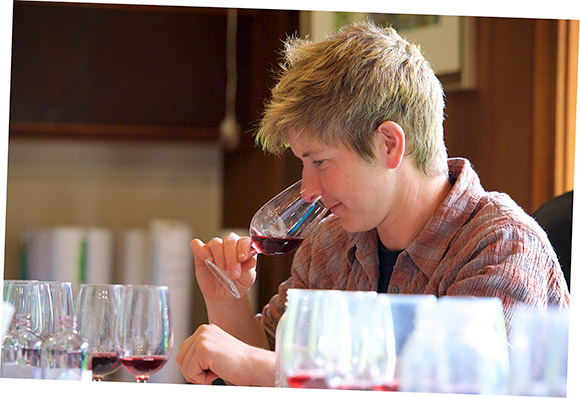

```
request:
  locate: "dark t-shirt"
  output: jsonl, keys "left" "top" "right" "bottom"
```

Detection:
{"left": 378, "top": 241, "right": 402, "bottom": 293}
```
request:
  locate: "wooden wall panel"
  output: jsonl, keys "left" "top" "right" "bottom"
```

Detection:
{"left": 9, "top": 3, "right": 239, "bottom": 140}
{"left": 555, "top": 19, "right": 578, "bottom": 195}
{"left": 445, "top": 17, "right": 563, "bottom": 214}
{"left": 532, "top": 19, "right": 559, "bottom": 211}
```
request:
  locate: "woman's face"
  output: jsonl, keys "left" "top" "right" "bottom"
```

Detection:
{"left": 288, "top": 132, "right": 394, "bottom": 233}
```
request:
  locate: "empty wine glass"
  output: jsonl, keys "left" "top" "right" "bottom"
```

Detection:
{"left": 76, "top": 284, "right": 123, "bottom": 381}
{"left": 399, "top": 296, "right": 510, "bottom": 395}
{"left": 2, "top": 280, "right": 42, "bottom": 332}
{"left": 205, "top": 180, "right": 328, "bottom": 298}
{"left": 37, "top": 281, "right": 75, "bottom": 339}
{"left": 509, "top": 305, "right": 569, "bottom": 397}
{"left": 115, "top": 285, "right": 173, "bottom": 383}
{"left": 2, "top": 280, "right": 43, "bottom": 379}
{"left": 388, "top": 294, "right": 437, "bottom": 391}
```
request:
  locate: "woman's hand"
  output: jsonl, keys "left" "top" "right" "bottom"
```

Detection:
{"left": 176, "top": 324, "right": 275, "bottom": 386}
{"left": 190, "top": 232, "right": 257, "bottom": 300}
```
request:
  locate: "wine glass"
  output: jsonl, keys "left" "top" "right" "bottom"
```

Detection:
{"left": 329, "top": 292, "right": 396, "bottom": 391}
{"left": 280, "top": 289, "right": 351, "bottom": 389}
{"left": 2, "top": 280, "right": 42, "bottom": 331}
{"left": 115, "top": 285, "right": 173, "bottom": 383}
{"left": 399, "top": 296, "right": 510, "bottom": 394}
{"left": 205, "top": 180, "right": 328, "bottom": 298}
{"left": 76, "top": 284, "right": 123, "bottom": 381}
{"left": 508, "top": 305, "right": 569, "bottom": 397}
{"left": 388, "top": 294, "right": 437, "bottom": 391}
{"left": 2, "top": 280, "right": 43, "bottom": 379}
{"left": 37, "top": 281, "right": 75, "bottom": 339}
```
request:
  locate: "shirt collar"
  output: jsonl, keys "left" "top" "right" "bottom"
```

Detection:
{"left": 348, "top": 157, "right": 485, "bottom": 278}
{"left": 406, "top": 157, "right": 485, "bottom": 276}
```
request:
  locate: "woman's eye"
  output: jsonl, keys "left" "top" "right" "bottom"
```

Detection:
{"left": 312, "top": 160, "right": 325, "bottom": 167}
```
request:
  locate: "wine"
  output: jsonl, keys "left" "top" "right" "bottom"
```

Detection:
{"left": 372, "top": 380, "right": 400, "bottom": 391}
{"left": 251, "top": 235, "right": 304, "bottom": 256}
{"left": 90, "top": 352, "right": 121, "bottom": 378}
{"left": 120, "top": 355, "right": 168, "bottom": 378}
{"left": 287, "top": 372, "right": 328, "bottom": 389}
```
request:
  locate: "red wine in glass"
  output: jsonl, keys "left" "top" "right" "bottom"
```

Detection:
{"left": 372, "top": 380, "right": 400, "bottom": 392}
{"left": 250, "top": 234, "right": 304, "bottom": 256}
{"left": 89, "top": 352, "right": 121, "bottom": 380}
{"left": 119, "top": 355, "right": 168, "bottom": 382}
{"left": 287, "top": 372, "right": 329, "bottom": 389}
{"left": 115, "top": 285, "right": 173, "bottom": 383}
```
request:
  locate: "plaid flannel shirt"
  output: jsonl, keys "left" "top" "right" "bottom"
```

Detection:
{"left": 258, "top": 158, "right": 570, "bottom": 348}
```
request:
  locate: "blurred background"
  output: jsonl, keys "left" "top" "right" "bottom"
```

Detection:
{"left": 3, "top": 1, "right": 578, "bottom": 383}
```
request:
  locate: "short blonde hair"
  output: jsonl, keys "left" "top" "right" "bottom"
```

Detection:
{"left": 255, "top": 21, "right": 448, "bottom": 176}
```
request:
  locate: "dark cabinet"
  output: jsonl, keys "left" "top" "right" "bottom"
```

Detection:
{"left": 9, "top": 3, "right": 296, "bottom": 144}
{"left": 9, "top": 2, "right": 302, "bottom": 308}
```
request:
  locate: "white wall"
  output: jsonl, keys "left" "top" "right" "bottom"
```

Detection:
{"left": 3, "top": 138, "right": 223, "bottom": 331}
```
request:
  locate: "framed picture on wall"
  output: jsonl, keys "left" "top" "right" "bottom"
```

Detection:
{"left": 300, "top": 11, "right": 476, "bottom": 92}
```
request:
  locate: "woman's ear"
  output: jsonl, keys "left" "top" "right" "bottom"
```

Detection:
{"left": 376, "top": 121, "right": 405, "bottom": 169}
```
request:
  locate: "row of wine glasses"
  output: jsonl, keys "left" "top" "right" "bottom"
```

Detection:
{"left": 3, "top": 280, "right": 74, "bottom": 340}
{"left": 3, "top": 280, "right": 76, "bottom": 379}
{"left": 278, "top": 290, "right": 407, "bottom": 390}
{"left": 2, "top": 280, "right": 173, "bottom": 383}
{"left": 277, "top": 290, "right": 512, "bottom": 394}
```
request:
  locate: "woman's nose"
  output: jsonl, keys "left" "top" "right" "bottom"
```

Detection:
{"left": 300, "top": 176, "right": 323, "bottom": 203}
